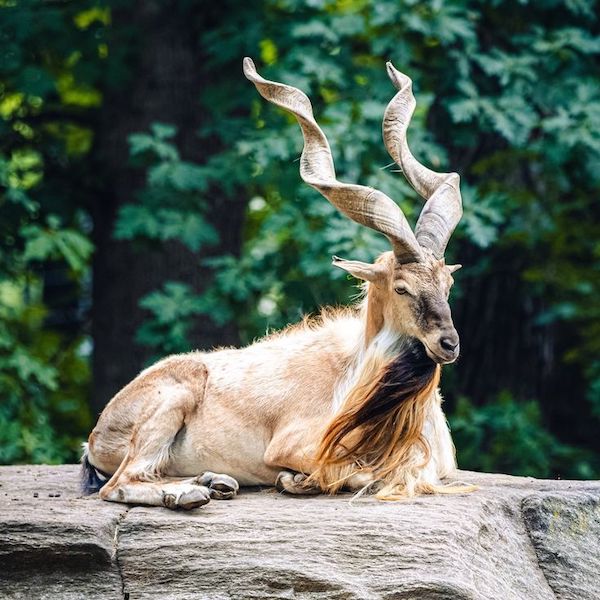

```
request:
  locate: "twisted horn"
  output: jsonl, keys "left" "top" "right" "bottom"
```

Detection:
{"left": 243, "top": 57, "right": 423, "bottom": 264}
{"left": 383, "top": 62, "right": 462, "bottom": 259}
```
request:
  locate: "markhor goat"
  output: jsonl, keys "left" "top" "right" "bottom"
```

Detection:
{"left": 82, "top": 58, "right": 468, "bottom": 509}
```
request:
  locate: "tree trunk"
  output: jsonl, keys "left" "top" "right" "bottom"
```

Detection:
{"left": 450, "top": 244, "right": 587, "bottom": 446}
{"left": 90, "top": 1, "right": 245, "bottom": 415}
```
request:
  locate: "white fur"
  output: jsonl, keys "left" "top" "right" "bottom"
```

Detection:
{"left": 332, "top": 325, "right": 405, "bottom": 413}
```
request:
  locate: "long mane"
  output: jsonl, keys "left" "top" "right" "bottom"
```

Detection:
{"left": 308, "top": 339, "right": 441, "bottom": 498}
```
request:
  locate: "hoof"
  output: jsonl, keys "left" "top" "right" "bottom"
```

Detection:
{"left": 162, "top": 484, "right": 211, "bottom": 510}
{"left": 194, "top": 472, "right": 239, "bottom": 500}
{"left": 276, "top": 471, "right": 320, "bottom": 495}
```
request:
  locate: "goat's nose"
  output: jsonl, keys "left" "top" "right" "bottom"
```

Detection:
{"left": 440, "top": 336, "right": 459, "bottom": 352}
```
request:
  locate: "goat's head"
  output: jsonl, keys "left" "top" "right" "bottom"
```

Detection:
{"left": 244, "top": 58, "right": 463, "bottom": 364}
{"left": 332, "top": 252, "right": 461, "bottom": 364}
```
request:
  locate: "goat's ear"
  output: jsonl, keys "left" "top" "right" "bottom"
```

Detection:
{"left": 447, "top": 264, "right": 462, "bottom": 273}
{"left": 332, "top": 256, "right": 388, "bottom": 283}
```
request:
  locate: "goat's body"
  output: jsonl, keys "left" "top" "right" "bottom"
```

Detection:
{"left": 84, "top": 60, "right": 468, "bottom": 510}
{"left": 87, "top": 309, "right": 456, "bottom": 505}
{"left": 89, "top": 312, "right": 359, "bottom": 484}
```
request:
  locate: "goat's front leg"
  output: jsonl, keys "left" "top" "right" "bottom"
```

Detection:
{"left": 264, "top": 424, "right": 378, "bottom": 496}
{"left": 274, "top": 468, "right": 378, "bottom": 496}
{"left": 265, "top": 423, "right": 380, "bottom": 496}
{"left": 264, "top": 424, "right": 322, "bottom": 495}
{"left": 274, "top": 471, "right": 320, "bottom": 495}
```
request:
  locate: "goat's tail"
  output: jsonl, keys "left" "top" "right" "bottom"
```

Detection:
{"left": 80, "top": 443, "right": 108, "bottom": 495}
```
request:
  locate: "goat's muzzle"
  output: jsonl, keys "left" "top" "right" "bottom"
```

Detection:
{"left": 424, "top": 329, "right": 460, "bottom": 364}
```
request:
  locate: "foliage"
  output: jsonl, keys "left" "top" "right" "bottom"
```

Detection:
{"left": 115, "top": 124, "right": 218, "bottom": 251}
{"left": 136, "top": 282, "right": 207, "bottom": 356}
{"left": 1, "top": 0, "right": 599, "bottom": 478}
{"left": 0, "top": 278, "right": 91, "bottom": 463}
{"left": 0, "top": 0, "right": 97, "bottom": 462}
{"left": 451, "top": 393, "right": 598, "bottom": 479}
{"left": 0, "top": 161, "right": 92, "bottom": 462}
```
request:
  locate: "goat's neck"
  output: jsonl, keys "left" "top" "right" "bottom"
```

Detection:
{"left": 331, "top": 285, "right": 404, "bottom": 412}
{"left": 361, "top": 281, "right": 405, "bottom": 354}
{"left": 363, "top": 282, "right": 385, "bottom": 348}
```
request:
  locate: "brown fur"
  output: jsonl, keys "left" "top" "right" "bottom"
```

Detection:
{"left": 309, "top": 340, "right": 440, "bottom": 495}
{"left": 84, "top": 55, "right": 468, "bottom": 509}
{"left": 83, "top": 252, "right": 468, "bottom": 508}
{"left": 364, "top": 283, "right": 385, "bottom": 346}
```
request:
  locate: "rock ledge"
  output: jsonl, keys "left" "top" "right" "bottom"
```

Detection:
{"left": 0, "top": 465, "right": 599, "bottom": 599}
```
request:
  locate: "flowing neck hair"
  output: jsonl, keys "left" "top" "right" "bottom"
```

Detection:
{"left": 308, "top": 338, "right": 440, "bottom": 497}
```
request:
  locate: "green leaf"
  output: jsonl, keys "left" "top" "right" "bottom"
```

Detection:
{"left": 115, "top": 205, "right": 217, "bottom": 251}
{"left": 151, "top": 122, "right": 177, "bottom": 139}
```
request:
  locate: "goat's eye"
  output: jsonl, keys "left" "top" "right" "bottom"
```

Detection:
{"left": 395, "top": 287, "right": 408, "bottom": 296}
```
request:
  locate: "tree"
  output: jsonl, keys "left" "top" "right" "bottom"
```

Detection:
{"left": 88, "top": 1, "right": 252, "bottom": 412}
{"left": 0, "top": 0, "right": 98, "bottom": 461}
{"left": 1, "top": 0, "right": 599, "bottom": 477}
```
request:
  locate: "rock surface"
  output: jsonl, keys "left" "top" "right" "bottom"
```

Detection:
{"left": 0, "top": 465, "right": 598, "bottom": 599}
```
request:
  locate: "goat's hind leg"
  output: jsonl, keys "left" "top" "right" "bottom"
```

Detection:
{"left": 101, "top": 469, "right": 239, "bottom": 509}
{"left": 102, "top": 477, "right": 212, "bottom": 510}
{"left": 101, "top": 473, "right": 239, "bottom": 509}
{"left": 99, "top": 385, "right": 214, "bottom": 510}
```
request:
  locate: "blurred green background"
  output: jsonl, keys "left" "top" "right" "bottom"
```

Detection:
{"left": 1, "top": 0, "right": 599, "bottom": 478}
